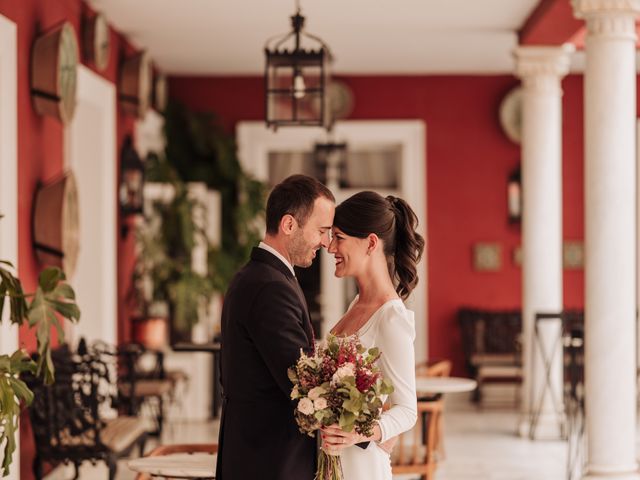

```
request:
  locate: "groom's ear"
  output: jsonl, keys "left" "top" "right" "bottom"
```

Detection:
{"left": 280, "top": 214, "right": 296, "bottom": 236}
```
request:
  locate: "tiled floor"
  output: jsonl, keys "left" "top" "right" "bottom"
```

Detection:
{"left": 434, "top": 401, "right": 566, "bottom": 480}
{"left": 45, "top": 397, "right": 568, "bottom": 480}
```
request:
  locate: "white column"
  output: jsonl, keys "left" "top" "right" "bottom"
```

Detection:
{"left": 573, "top": 1, "right": 640, "bottom": 478}
{"left": 514, "top": 44, "right": 573, "bottom": 440}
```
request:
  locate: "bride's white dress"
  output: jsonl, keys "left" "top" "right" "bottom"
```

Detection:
{"left": 336, "top": 298, "right": 417, "bottom": 480}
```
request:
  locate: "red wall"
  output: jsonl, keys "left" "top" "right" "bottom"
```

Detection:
{"left": 169, "top": 74, "right": 586, "bottom": 375}
{"left": 0, "top": 1, "right": 138, "bottom": 477}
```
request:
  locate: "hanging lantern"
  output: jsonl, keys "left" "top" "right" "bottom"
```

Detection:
{"left": 264, "top": 8, "right": 333, "bottom": 130}
{"left": 119, "top": 135, "right": 145, "bottom": 217}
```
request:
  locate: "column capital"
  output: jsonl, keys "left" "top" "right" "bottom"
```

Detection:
{"left": 514, "top": 45, "right": 575, "bottom": 79}
{"left": 514, "top": 45, "right": 574, "bottom": 94}
{"left": 573, "top": 0, "right": 640, "bottom": 39}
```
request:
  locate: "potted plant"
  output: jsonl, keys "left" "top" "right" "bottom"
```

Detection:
{"left": 0, "top": 245, "right": 79, "bottom": 476}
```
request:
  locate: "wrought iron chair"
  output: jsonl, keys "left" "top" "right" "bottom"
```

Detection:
{"left": 24, "top": 344, "right": 148, "bottom": 480}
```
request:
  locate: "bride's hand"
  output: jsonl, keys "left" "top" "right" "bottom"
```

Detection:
{"left": 320, "top": 424, "right": 365, "bottom": 452}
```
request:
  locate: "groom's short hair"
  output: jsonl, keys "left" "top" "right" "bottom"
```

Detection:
{"left": 265, "top": 175, "right": 335, "bottom": 235}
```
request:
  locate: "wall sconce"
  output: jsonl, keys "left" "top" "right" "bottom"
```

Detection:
{"left": 264, "top": 5, "right": 333, "bottom": 130}
{"left": 507, "top": 166, "right": 522, "bottom": 223}
{"left": 119, "top": 136, "right": 145, "bottom": 233}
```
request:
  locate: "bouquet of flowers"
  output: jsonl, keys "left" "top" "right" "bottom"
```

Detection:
{"left": 288, "top": 334, "right": 394, "bottom": 480}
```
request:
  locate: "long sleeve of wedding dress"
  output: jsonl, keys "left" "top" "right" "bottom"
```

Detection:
{"left": 338, "top": 299, "right": 418, "bottom": 480}
{"left": 375, "top": 303, "right": 418, "bottom": 443}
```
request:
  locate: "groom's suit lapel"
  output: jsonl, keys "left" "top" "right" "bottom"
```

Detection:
{"left": 250, "top": 247, "right": 314, "bottom": 345}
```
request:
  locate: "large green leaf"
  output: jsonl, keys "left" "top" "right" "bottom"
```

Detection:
{"left": 338, "top": 411, "right": 356, "bottom": 432}
{"left": 53, "top": 283, "right": 76, "bottom": 300}
{"left": 38, "top": 267, "right": 65, "bottom": 293}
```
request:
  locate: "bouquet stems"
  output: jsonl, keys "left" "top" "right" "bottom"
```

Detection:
{"left": 316, "top": 450, "right": 343, "bottom": 480}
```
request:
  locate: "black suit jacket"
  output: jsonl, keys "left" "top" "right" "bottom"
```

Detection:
{"left": 216, "top": 247, "right": 316, "bottom": 480}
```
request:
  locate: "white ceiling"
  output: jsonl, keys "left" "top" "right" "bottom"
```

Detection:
{"left": 89, "top": 0, "right": 542, "bottom": 75}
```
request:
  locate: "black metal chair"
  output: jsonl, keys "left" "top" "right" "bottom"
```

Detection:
{"left": 116, "top": 342, "right": 175, "bottom": 437}
{"left": 24, "top": 344, "right": 148, "bottom": 480}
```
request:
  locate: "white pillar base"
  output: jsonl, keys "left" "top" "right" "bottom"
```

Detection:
{"left": 583, "top": 470, "right": 640, "bottom": 480}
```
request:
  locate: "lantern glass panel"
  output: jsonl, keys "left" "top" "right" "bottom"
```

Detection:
{"left": 120, "top": 168, "right": 143, "bottom": 213}
{"left": 266, "top": 55, "right": 328, "bottom": 127}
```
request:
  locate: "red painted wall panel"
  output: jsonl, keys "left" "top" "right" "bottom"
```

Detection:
{"left": 0, "top": 1, "right": 138, "bottom": 477}
{"left": 170, "top": 74, "right": 586, "bottom": 376}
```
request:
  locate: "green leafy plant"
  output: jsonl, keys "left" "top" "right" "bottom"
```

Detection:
{"left": 0, "top": 256, "right": 79, "bottom": 476}
{"left": 131, "top": 177, "right": 214, "bottom": 337}
{"left": 163, "top": 102, "right": 266, "bottom": 293}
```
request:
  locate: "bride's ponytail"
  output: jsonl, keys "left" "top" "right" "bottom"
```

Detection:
{"left": 386, "top": 196, "right": 425, "bottom": 300}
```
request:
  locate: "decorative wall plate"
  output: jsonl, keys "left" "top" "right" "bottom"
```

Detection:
{"left": 33, "top": 171, "right": 80, "bottom": 278}
{"left": 310, "top": 80, "right": 354, "bottom": 123}
{"left": 499, "top": 86, "right": 522, "bottom": 144}
{"left": 120, "top": 51, "right": 152, "bottom": 119}
{"left": 83, "top": 13, "right": 110, "bottom": 71}
{"left": 31, "top": 22, "right": 79, "bottom": 124}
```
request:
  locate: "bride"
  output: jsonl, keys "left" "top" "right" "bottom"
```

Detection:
{"left": 321, "top": 191, "right": 425, "bottom": 480}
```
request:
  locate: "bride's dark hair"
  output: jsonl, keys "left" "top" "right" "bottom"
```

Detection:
{"left": 333, "top": 191, "right": 425, "bottom": 300}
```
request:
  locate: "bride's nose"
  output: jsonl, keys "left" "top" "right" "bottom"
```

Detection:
{"left": 328, "top": 237, "right": 337, "bottom": 254}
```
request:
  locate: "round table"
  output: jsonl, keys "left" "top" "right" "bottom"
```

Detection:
{"left": 128, "top": 453, "right": 217, "bottom": 479}
{"left": 415, "top": 376, "right": 477, "bottom": 395}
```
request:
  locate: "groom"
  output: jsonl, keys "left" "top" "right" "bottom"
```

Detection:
{"left": 216, "top": 174, "right": 335, "bottom": 479}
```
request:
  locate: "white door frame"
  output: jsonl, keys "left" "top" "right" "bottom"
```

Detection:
{"left": 0, "top": 14, "right": 19, "bottom": 480}
{"left": 64, "top": 66, "right": 117, "bottom": 347}
{"left": 237, "top": 120, "right": 428, "bottom": 362}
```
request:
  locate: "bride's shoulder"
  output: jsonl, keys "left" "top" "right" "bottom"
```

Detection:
{"left": 377, "top": 300, "right": 414, "bottom": 331}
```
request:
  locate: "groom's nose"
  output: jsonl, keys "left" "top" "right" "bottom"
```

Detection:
{"left": 320, "top": 231, "right": 331, "bottom": 248}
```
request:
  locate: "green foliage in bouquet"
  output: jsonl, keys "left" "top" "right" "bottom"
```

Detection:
{"left": 0, "top": 255, "right": 79, "bottom": 476}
